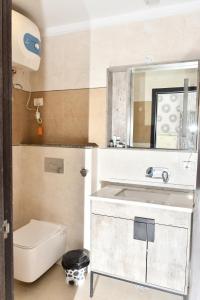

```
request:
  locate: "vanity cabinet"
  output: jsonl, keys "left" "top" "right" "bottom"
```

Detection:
{"left": 147, "top": 224, "right": 188, "bottom": 293}
{"left": 91, "top": 214, "right": 147, "bottom": 283}
{"left": 91, "top": 198, "right": 192, "bottom": 295}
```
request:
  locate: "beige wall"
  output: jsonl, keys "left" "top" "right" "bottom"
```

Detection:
{"left": 13, "top": 11, "right": 200, "bottom": 146}
{"left": 31, "top": 30, "right": 91, "bottom": 91}
{"left": 13, "top": 67, "right": 31, "bottom": 92}
{"left": 13, "top": 87, "right": 107, "bottom": 146}
{"left": 13, "top": 88, "right": 31, "bottom": 144}
{"left": 133, "top": 101, "right": 152, "bottom": 145}
{"left": 133, "top": 69, "right": 198, "bottom": 103}
{"left": 13, "top": 146, "right": 87, "bottom": 251}
{"left": 29, "top": 89, "right": 90, "bottom": 145}
{"left": 30, "top": 12, "right": 200, "bottom": 92}
{"left": 12, "top": 11, "right": 200, "bottom": 248}
{"left": 89, "top": 88, "right": 107, "bottom": 147}
{"left": 131, "top": 68, "right": 198, "bottom": 142}
{"left": 89, "top": 12, "right": 200, "bottom": 89}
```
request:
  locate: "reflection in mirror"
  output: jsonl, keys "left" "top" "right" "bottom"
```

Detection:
{"left": 151, "top": 86, "right": 196, "bottom": 150}
{"left": 107, "top": 61, "right": 199, "bottom": 150}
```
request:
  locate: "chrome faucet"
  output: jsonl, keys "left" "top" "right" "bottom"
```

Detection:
{"left": 162, "top": 170, "right": 169, "bottom": 183}
{"left": 146, "top": 167, "right": 154, "bottom": 178}
{"left": 146, "top": 167, "right": 169, "bottom": 183}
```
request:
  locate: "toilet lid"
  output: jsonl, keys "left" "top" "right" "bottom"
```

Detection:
{"left": 14, "top": 219, "right": 63, "bottom": 249}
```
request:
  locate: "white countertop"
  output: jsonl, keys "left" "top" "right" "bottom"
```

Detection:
{"left": 91, "top": 185, "right": 194, "bottom": 213}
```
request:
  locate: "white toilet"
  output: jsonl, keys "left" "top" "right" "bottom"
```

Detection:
{"left": 14, "top": 219, "right": 67, "bottom": 283}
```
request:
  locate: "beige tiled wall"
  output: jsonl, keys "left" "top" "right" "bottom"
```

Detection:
{"left": 31, "top": 30, "right": 91, "bottom": 91}
{"left": 13, "top": 12, "right": 200, "bottom": 147}
{"left": 12, "top": 88, "right": 32, "bottom": 145}
{"left": 13, "top": 87, "right": 107, "bottom": 146}
{"left": 12, "top": 11, "right": 200, "bottom": 251}
{"left": 30, "top": 12, "right": 200, "bottom": 91}
{"left": 13, "top": 146, "right": 87, "bottom": 251}
{"left": 29, "top": 89, "right": 90, "bottom": 145}
{"left": 89, "top": 88, "right": 107, "bottom": 147}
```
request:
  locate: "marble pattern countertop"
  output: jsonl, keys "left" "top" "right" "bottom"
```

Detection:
{"left": 91, "top": 184, "right": 194, "bottom": 213}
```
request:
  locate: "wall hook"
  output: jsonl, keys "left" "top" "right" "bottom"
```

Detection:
{"left": 80, "top": 168, "right": 88, "bottom": 177}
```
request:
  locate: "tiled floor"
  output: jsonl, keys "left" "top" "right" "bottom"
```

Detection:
{"left": 15, "top": 264, "right": 182, "bottom": 300}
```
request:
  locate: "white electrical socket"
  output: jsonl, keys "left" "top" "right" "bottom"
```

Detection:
{"left": 34, "top": 98, "right": 44, "bottom": 107}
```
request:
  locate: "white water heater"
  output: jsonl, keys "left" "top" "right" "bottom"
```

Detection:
{"left": 12, "top": 10, "right": 41, "bottom": 71}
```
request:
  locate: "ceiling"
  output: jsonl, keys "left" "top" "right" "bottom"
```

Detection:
{"left": 12, "top": 0, "right": 200, "bottom": 35}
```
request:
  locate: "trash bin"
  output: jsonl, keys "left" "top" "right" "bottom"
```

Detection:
{"left": 62, "top": 249, "right": 90, "bottom": 286}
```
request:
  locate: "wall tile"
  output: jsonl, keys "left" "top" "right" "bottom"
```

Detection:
{"left": 13, "top": 146, "right": 87, "bottom": 251}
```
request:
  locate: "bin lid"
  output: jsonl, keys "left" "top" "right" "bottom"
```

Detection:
{"left": 14, "top": 219, "right": 63, "bottom": 249}
{"left": 62, "top": 249, "right": 90, "bottom": 270}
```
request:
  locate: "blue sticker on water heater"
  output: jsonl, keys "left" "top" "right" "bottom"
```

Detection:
{"left": 23, "top": 33, "right": 41, "bottom": 56}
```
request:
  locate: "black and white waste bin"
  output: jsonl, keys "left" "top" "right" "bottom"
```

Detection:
{"left": 62, "top": 249, "right": 90, "bottom": 286}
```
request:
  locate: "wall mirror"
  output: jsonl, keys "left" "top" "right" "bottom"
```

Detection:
{"left": 107, "top": 60, "right": 199, "bottom": 151}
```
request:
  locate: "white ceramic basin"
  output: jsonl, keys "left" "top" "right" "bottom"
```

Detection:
{"left": 91, "top": 185, "right": 194, "bottom": 210}
{"left": 115, "top": 188, "right": 171, "bottom": 204}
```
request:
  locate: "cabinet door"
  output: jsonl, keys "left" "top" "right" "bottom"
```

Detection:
{"left": 147, "top": 224, "right": 188, "bottom": 293}
{"left": 91, "top": 214, "right": 147, "bottom": 283}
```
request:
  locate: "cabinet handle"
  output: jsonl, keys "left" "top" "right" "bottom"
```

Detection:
{"left": 147, "top": 223, "right": 155, "bottom": 243}
{"left": 134, "top": 217, "right": 155, "bottom": 242}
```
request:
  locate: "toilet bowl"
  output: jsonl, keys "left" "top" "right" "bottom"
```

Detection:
{"left": 14, "top": 219, "right": 67, "bottom": 283}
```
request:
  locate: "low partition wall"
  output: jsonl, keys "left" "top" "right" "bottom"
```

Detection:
{"left": 13, "top": 145, "right": 97, "bottom": 251}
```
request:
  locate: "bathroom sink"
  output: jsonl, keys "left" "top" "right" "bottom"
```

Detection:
{"left": 91, "top": 185, "right": 194, "bottom": 211}
{"left": 115, "top": 189, "right": 170, "bottom": 202}
{"left": 114, "top": 187, "right": 194, "bottom": 208}
{"left": 115, "top": 188, "right": 171, "bottom": 204}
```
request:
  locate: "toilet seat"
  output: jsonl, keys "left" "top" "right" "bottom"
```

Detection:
{"left": 14, "top": 219, "right": 63, "bottom": 249}
{"left": 14, "top": 219, "right": 67, "bottom": 283}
